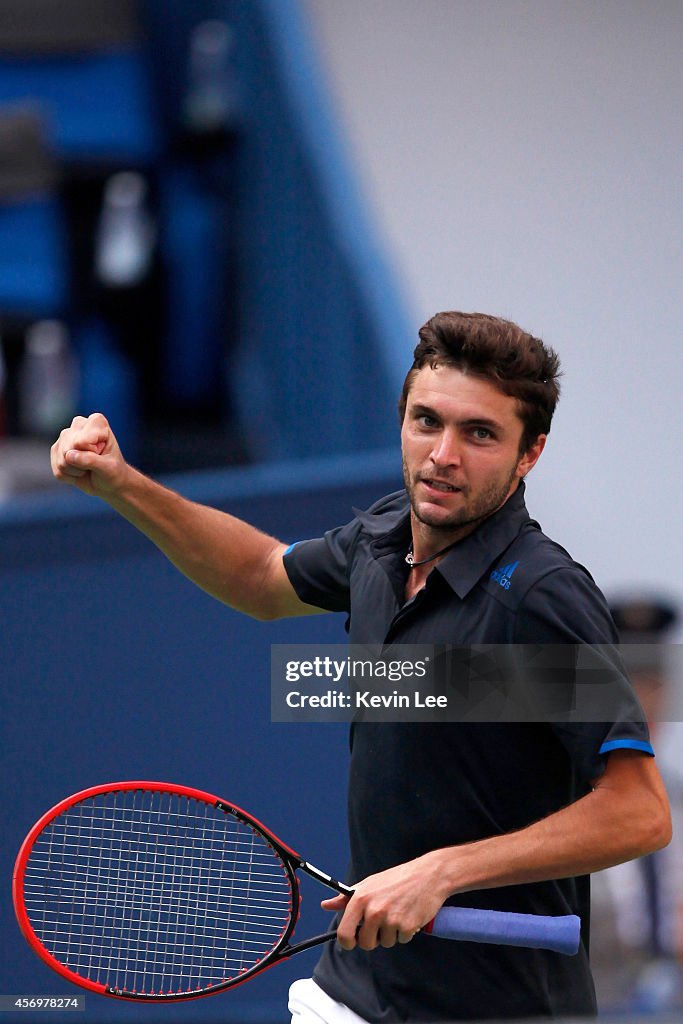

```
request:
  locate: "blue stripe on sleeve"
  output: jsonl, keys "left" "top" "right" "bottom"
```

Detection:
{"left": 599, "top": 739, "right": 655, "bottom": 756}
{"left": 283, "top": 542, "right": 300, "bottom": 556}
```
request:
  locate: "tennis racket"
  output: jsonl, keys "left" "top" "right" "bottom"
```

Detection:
{"left": 13, "top": 781, "right": 581, "bottom": 1001}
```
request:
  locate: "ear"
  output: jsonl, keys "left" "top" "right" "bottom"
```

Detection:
{"left": 516, "top": 435, "right": 546, "bottom": 478}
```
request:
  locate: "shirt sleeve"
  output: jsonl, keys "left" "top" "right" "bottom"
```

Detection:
{"left": 515, "top": 567, "right": 654, "bottom": 783}
{"left": 282, "top": 516, "right": 362, "bottom": 613}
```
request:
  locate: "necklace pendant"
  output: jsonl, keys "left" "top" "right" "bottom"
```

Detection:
{"left": 405, "top": 536, "right": 460, "bottom": 569}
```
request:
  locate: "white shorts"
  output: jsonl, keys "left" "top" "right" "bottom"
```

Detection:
{"left": 288, "top": 978, "right": 371, "bottom": 1024}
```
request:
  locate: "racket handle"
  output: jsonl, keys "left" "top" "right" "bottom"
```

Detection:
{"left": 426, "top": 907, "right": 581, "bottom": 955}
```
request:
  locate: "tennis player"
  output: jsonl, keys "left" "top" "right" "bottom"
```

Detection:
{"left": 51, "top": 311, "right": 671, "bottom": 1021}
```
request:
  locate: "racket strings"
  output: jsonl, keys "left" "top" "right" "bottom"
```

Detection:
{"left": 21, "top": 790, "right": 293, "bottom": 996}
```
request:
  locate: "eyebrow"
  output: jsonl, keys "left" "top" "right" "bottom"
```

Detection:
{"left": 458, "top": 417, "right": 504, "bottom": 432}
{"left": 411, "top": 404, "right": 505, "bottom": 432}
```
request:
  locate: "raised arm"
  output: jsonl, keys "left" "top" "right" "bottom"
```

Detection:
{"left": 51, "top": 413, "right": 322, "bottom": 621}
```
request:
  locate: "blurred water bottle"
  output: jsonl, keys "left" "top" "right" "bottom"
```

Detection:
{"left": 182, "top": 20, "right": 239, "bottom": 136}
{"left": 18, "top": 320, "right": 78, "bottom": 436}
{"left": 0, "top": 337, "right": 7, "bottom": 501}
{"left": 95, "top": 172, "right": 156, "bottom": 289}
{"left": 0, "top": 333, "right": 6, "bottom": 437}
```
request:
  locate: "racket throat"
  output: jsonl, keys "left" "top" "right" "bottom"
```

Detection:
{"left": 301, "top": 860, "right": 353, "bottom": 897}
{"left": 281, "top": 929, "right": 339, "bottom": 959}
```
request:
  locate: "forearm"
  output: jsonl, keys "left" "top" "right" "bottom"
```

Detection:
{"left": 52, "top": 414, "right": 318, "bottom": 619}
{"left": 103, "top": 465, "right": 290, "bottom": 618}
{"left": 437, "top": 789, "right": 665, "bottom": 898}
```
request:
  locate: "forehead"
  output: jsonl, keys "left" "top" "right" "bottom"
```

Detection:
{"left": 405, "top": 364, "right": 522, "bottom": 423}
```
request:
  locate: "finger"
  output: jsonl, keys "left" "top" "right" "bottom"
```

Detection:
{"left": 86, "top": 411, "right": 110, "bottom": 429}
{"left": 321, "top": 894, "right": 349, "bottom": 912}
{"left": 354, "top": 917, "right": 381, "bottom": 951}
{"left": 67, "top": 439, "right": 105, "bottom": 454}
{"left": 53, "top": 434, "right": 104, "bottom": 469}
{"left": 63, "top": 436, "right": 108, "bottom": 455}
{"left": 63, "top": 449, "right": 106, "bottom": 474}
{"left": 65, "top": 413, "right": 111, "bottom": 447}
{"left": 51, "top": 445, "right": 85, "bottom": 480}
{"left": 58, "top": 464, "right": 88, "bottom": 479}
{"left": 86, "top": 413, "right": 116, "bottom": 449}
{"left": 335, "top": 900, "right": 365, "bottom": 951}
{"left": 55, "top": 442, "right": 100, "bottom": 473}
{"left": 397, "top": 927, "right": 420, "bottom": 944}
{"left": 379, "top": 928, "right": 399, "bottom": 949}
{"left": 63, "top": 416, "right": 104, "bottom": 444}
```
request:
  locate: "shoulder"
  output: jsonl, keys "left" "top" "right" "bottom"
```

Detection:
{"left": 482, "top": 522, "right": 617, "bottom": 643}
{"left": 283, "top": 489, "right": 407, "bottom": 586}
{"left": 339, "top": 489, "right": 411, "bottom": 546}
{"left": 484, "top": 524, "right": 595, "bottom": 603}
{"left": 354, "top": 489, "right": 409, "bottom": 523}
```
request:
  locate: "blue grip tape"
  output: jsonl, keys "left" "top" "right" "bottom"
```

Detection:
{"left": 429, "top": 906, "right": 580, "bottom": 956}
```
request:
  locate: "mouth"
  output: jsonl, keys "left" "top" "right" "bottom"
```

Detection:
{"left": 419, "top": 478, "right": 462, "bottom": 495}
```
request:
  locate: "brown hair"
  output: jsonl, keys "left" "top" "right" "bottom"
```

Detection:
{"left": 399, "top": 311, "right": 561, "bottom": 452}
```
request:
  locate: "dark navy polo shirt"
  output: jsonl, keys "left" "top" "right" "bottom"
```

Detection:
{"left": 283, "top": 482, "right": 652, "bottom": 1022}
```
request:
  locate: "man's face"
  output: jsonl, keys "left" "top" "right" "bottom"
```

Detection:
{"left": 401, "top": 364, "right": 545, "bottom": 541}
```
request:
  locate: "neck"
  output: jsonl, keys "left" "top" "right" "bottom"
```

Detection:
{"left": 406, "top": 536, "right": 461, "bottom": 568}
{"left": 408, "top": 482, "right": 521, "bottom": 564}
{"left": 408, "top": 516, "right": 478, "bottom": 567}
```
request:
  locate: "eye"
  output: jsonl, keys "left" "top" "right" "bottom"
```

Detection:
{"left": 416, "top": 414, "right": 439, "bottom": 428}
{"left": 472, "top": 427, "right": 493, "bottom": 440}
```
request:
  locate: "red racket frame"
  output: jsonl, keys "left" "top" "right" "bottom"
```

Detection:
{"left": 13, "top": 781, "right": 310, "bottom": 1001}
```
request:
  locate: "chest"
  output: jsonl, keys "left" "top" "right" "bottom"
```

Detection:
{"left": 346, "top": 555, "right": 513, "bottom": 645}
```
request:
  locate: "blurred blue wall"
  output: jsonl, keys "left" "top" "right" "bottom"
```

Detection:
{"left": 226, "top": 0, "right": 411, "bottom": 459}
{"left": 0, "top": 0, "right": 412, "bottom": 463}
{"left": 0, "top": 4, "right": 412, "bottom": 1017}
{"left": 0, "top": 453, "right": 403, "bottom": 1022}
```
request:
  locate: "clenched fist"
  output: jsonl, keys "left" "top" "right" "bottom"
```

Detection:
{"left": 51, "top": 413, "right": 129, "bottom": 499}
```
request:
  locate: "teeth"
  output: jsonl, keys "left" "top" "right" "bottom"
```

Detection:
{"left": 428, "top": 481, "right": 455, "bottom": 492}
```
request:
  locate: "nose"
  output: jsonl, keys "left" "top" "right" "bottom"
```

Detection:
{"left": 430, "top": 429, "right": 461, "bottom": 468}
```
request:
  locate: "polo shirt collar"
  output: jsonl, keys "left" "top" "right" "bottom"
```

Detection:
{"left": 435, "top": 482, "right": 532, "bottom": 599}
{"left": 353, "top": 482, "right": 533, "bottom": 599}
{"left": 351, "top": 491, "right": 411, "bottom": 544}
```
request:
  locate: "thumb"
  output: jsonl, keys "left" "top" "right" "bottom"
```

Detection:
{"left": 65, "top": 449, "right": 107, "bottom": 471}
{"left": 321, "top": 893, "right": 350, "bottom": 912}
{"left": 64, "top": 448, "right": 122, "bottom": 493}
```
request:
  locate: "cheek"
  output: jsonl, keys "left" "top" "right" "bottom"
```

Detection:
{"left": 401, "top": 428, "right": 425, "bottom": 459}
{"left": 462, "top": 448, "right": 516, "bottom": 478}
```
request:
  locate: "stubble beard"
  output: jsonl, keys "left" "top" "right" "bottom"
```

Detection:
{"left": 402, "top": 455, "right": 520, "bottom": 537}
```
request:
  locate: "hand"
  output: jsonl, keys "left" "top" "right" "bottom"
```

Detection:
{"left": 51, "top": 413, "right": 129, "bottom": 499}
{"left": 321, "top": 852, "right": 450, "bottom": 951}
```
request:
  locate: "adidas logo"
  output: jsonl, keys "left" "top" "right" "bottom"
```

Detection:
{"left": 490, "top": 560, "right": 519, "bottom": 590}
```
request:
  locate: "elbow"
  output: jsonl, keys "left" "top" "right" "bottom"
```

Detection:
{"left": 636, "top": 798, "right": 672, "bottom": 857}
{"left": 218, "top": 593, "right": 283, "bottom": 621}
{"left": 236, "top": 596, "right": 281, "bottom": 621}
{"left": 651, "top": 803, "right": 673, "bottom": 853}
{"left": 596, "top": 752, "right": 672, "bottom": 863}
{"left": 251, "top": 605, "right": 281, "bottom": 622}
